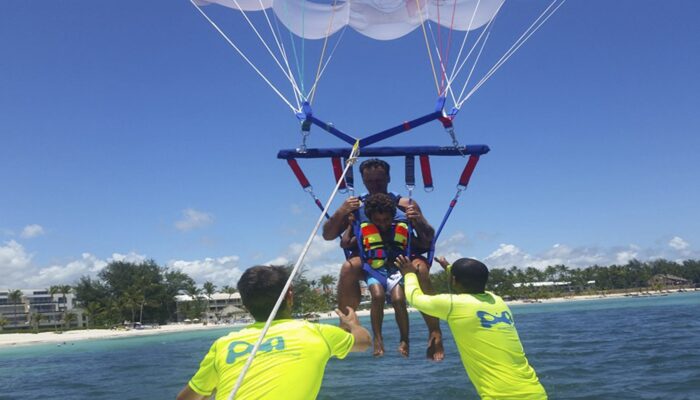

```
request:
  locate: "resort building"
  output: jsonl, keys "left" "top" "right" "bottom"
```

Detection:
{"left": 174, "top": 292, "right": 249, "bottom": 323}
{"left": 648, "top": 274, "right": 692, "bottom": 288}
{"left": 0, "top": 289, "right": 85, "bottom": 331}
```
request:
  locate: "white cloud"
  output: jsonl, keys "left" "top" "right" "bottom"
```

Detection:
{"left": 169, "top": 256, "right": 243, "bottom": 287}
{"left": 482, "top": 243, "right": 641, "bottom": 270}
{"left": 290, "top": 203, "right": 303, "bottom": 215}
{"left": 175, "top": 208, "right": 213, "bottom": 232}
{"left": 20, "top": 224, "right": 45, "bottom": 239}
{"left": 269, "top": 235, "right": 346, "bottom": 278}
{"left": 25, "top": 253, "right": 108, "bottom": 288}
{"left": 0, "top": 240, "right": 34, "bottom": 288}
{"left": 669, "top": 236, "right": 689, "bottom": 251}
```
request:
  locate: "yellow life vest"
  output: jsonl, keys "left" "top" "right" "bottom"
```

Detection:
{"left": 360, "top": 222, "right": 409, "bottom": 269}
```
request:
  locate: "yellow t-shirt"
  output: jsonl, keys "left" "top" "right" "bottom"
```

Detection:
{"left": 188, "top": 319, "right": 354, "bottom": 400}
{"left": 405, "top": 273, "right": 547, "bottom": 400}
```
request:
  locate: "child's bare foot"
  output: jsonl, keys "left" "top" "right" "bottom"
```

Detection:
{"left": 426, "top": 331, "right": 444, "bottom": 361}
{"left": 398, "top": 340, "right": 409, "bottom": 358}
{"left": 373, "top": 337, "right": 385, "bottom": 357}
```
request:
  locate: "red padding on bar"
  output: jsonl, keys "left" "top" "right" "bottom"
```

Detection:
{"left": 331, "top": 157, "right": 346, "bottom": 190}
{"left": 419, "top": 155, "right": 433, "bottom": 189}
{"left": 458, "top": 155, "right": 480, "bottom": 187}
{"left": 403, "top": 121, "right": 411, "bottom": 131}
{"left": 287, "top": 159, "right": 311, "bottom": 188}
{"left": 438, "top": 116, "right": 453, "bottom": 128}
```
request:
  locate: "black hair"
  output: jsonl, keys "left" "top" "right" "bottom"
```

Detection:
{"left": 359, "top": 158, "right": 390, "bottom": 176}
{"left": 451, "top": 258, "right": 489, "bottom": 293}
{"left": 237, "top": 265, "right": 290, "bottom": 321}
{"left": 363, "top": 193, "right": 396, "bottom": 219}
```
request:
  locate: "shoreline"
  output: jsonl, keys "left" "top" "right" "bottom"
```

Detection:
{"left": 1, "top": 288, "right": 694, "bottom": 348}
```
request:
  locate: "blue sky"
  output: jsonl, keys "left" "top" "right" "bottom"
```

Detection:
{"left": 1, "top": 0, "right": 699, "bottom": 289}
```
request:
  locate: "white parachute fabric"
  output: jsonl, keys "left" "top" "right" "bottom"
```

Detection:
{"left": 194, "top": 0, "right": 504, "bottom": 40}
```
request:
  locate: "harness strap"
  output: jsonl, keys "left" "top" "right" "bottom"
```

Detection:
{"left": 331, "top": 157, "right": 347, "bottom": 192}
{"left": 419, "top": 155, "right": 434, "bottom": 191}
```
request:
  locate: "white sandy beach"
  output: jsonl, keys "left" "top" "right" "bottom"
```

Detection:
{"left": 1, "top": 289, "right": 692, "bottom": 348}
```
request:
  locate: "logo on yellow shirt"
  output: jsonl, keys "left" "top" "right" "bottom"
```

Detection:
{"left": 226, "top": 336, "right": 286, "bottom": 364}
{"left": 476, "top": 311, "right": 513, "bottom": 328}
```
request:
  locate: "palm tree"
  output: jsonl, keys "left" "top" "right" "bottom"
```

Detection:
{"left": 49, "top": 285, "right": 61, "bottom": 331}
{"left": 221, "top": 285, "right": 237, "bottom": 303}
{"left": 319, "top": 275, "right": 337, "bottom": 295}
{"left": 8, "top": 289, "right": 23, "bottom": 328}
{"left": 83, "top": 302, "right": 103, "bottom": 329}
{"left": 30, "top": 312, "right": 43, "bottom": 333}
{"left": 0, "top": 316, "right": 8, "bottom": 332}
{"left": 202, "top": 281, "right": 217, "bottom": 322}
{"left": 63, "top": 312, "right": 77, "bottom": 330}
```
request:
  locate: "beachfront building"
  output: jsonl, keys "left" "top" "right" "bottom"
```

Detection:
{"left": 0, "top": 289, "right": 84, "bottom": 331}
{"left": 174, "top": 292, "right": 249, "bottom": 323}
{"left": 648, "top": 274, "right": 691, "bottom": 288}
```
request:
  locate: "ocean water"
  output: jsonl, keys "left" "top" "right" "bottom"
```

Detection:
{"left": 1, "top": 291, "right": 699, "bottom": 400}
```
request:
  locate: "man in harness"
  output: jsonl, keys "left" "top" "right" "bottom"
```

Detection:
{"left": 323, "top": 158, "right": 445, "bottom": 361}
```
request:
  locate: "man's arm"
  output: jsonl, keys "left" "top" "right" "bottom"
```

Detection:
{"left": 322, "top": 196, "right": 361, "bottom": 240}
{"left": 176, "top": 386, "right": 208, "bottom": 400}
{"left": 335, "top": 307, "right": 371, "bottom": 352}
{"left": 395, "top": 255, "right": 450, "bottom": 320}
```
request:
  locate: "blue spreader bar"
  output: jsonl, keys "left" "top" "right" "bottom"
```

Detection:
{"left": 277, "top": 145, "right": 490, "bottom": 159}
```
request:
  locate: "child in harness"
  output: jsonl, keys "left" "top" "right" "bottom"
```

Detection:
{"left": 341, "top": 192, "right": 431, "bottom": 357}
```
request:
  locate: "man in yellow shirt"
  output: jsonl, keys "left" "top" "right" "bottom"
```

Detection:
{"left": 176, "top": 265, "right": 371, "bottom": 400}
{"left": 396, "top": 255, "right": 547, "bottom": 400}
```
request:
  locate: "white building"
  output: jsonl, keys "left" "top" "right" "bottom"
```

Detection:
{"left": 0, "top": 289, "right": 84, "bottom": 331}
{"left": 174, "top": 292, "right": 248, "bottom": 323}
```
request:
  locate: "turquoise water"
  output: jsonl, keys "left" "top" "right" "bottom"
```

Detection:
{"left": 1, "top": 291, "right": 699, "bottom": 399}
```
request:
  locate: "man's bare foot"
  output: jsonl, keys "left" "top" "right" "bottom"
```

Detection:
{"left": 398, "top": 340, "right": 409, "bottom": 358}
{"left": 426, "top": 331, "right": 444, "bottom": 361}
{"left": 373, "top": 338, "right": 385, "bottom": 357}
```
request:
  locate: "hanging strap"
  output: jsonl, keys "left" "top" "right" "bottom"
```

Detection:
{"left": 419, "top": 155, "right": 434, "bottom": 191}
{"left": 332, "top": 157, "right": 347, "bottom": 192}
{"left": 287, "top": 158, "right": 350, "bottom": 258}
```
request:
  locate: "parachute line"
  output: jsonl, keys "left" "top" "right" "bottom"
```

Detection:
{"left": 228, "top": 0, "right": 304, "bottom": 104}
{"left": 227, "top": 142, "right": 361, "bottom": 400}
{"left": 190, "top": 0, "right": 299, "bottom": 113}
{"left": 255, "top": 0, "right": 304, "bottom": 108}
{"left": 309, "top": 0, "right": 341, "bottom": 104}
{"left": 457, "top": 0, "right": 567, "bottom": 108}
{"left": 415, "top": 0, "right": 440, "bottom": 95}
{"left": 306, "top": 24, "right": 349, "bottom": 105}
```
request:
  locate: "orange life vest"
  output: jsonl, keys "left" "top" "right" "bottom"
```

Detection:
{"left": 360, "top": 221, "right": 409, "bottom": 269}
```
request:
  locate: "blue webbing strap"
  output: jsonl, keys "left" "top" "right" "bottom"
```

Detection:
{"left": 405, "top": 155, "right": 415, "bottom": 257}
{"left": 427, "top": 155, "right": 482, "bottom": 264}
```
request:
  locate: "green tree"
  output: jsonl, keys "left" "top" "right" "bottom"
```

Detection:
{"left": 8, "top": 289, "right": 23, "bottom": 328}
{"left": 0, "top": 316, "right": 8, "bottom": 332}
{"left": 30, "top": 312, "right": 43, "bottom": 333}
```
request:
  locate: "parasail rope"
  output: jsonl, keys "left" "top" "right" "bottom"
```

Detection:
{"left": 425, "top": 20, "right": 453, "bottom": 102}
{"left": 456, "top": 0, "right": 567, "bottom": 109}
{"left": 455, "top": 28, "right": 491, "bottom": 109}
{"left": 309, "top": 0, "right": 341, "bottom": 104}
{"left": 228, "top": 0, "right": 305, "bottom": 104}
{"left": 306, "top": 25, "right": 349, "bottom": 105}
{"left": 227, "top": 141, "right": 361, "bottom": 400}
{"left": 255, "top": 0, "right": 304, "bottom": 109}
{"left": 439, "top": 0, "right": 461, "bottom": 93}
{"left": 414, "top": 0, "right": 441, "bottom": 95}
{"left": 190, "top": 0, "right": 299, "bottom": 113}
{"left": 446, "top": 5, "right": 497, "bottom": 93}
{"left": 445, "top": 0, "right": 492, "bottom": 98}
{"left": 277, "top": 0, "right": 307, "bottom": 100}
